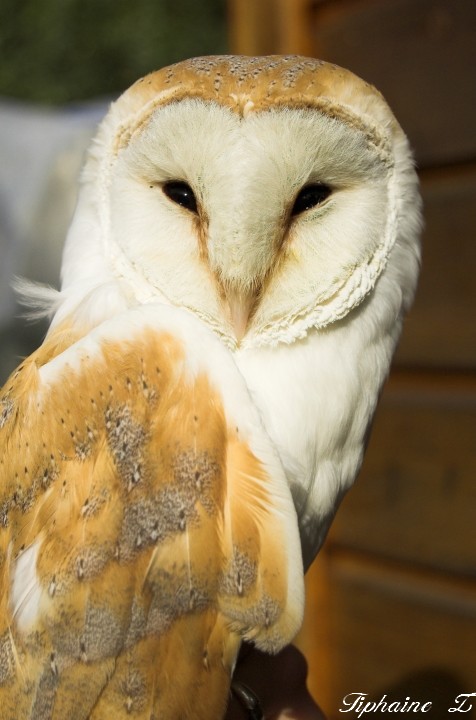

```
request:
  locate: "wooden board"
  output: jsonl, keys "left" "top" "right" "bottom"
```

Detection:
{"left": 396, "top": 164, "right": 476, "bottom": 369}
{"left": 308, "top": 0, "right": 476, "bottom": 167}
{"left": 295, "top": 553, "right": 335, "bottom": 716}
{"left": 328, "top": 371, "right": 476, "bottom": 574}
{"left": 228, "top": 0, "right": 278, "bottom": 55}
{"left": 298, "top": 550, "right": 476, "bottom": 719}
{"left": 228, "top": 0, "right": 317, "bottom": 57}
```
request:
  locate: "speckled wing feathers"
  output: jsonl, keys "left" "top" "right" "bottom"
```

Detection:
{"left": 0, "top": 305, "right": 303, "bottom": 719}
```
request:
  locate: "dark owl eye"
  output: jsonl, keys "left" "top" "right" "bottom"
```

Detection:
{"left": 291, "top": 183, "right": 332, "bottom": 216}
{"left": 162, "top": 181, "right": 198, "bottom": 214}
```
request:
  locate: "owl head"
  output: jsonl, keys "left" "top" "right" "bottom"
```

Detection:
{"left": 54, "top": 55, "right": 421, "bottom": 351}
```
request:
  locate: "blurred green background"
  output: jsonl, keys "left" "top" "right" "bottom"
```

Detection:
{"left": 0, "top": 0, "right": 228, "bottom": 103}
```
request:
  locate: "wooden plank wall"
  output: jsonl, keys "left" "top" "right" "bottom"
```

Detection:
{"left": 229, "top": 1, "right": 476, "bottom": 717}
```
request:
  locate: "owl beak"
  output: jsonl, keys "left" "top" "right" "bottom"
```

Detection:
{"left": 226, "top": 286, "right": 258, "bottom": 341}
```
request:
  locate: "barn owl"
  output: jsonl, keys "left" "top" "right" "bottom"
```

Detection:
{"left": 0, "top": 56, "right": 421, "bottom": 719}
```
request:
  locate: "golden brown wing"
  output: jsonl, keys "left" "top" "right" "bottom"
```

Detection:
{"left": 0, "top": 305, "right": 303, "bottom": 719}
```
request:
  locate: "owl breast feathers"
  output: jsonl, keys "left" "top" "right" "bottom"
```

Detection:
{"left": 0, "top": 56, "right": 421, "bottom": 719}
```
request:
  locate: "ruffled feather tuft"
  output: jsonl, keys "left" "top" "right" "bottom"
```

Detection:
{"left": 12, "top": 277, "right": 62, "bottom": 321}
